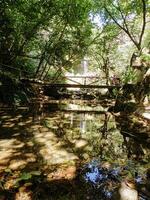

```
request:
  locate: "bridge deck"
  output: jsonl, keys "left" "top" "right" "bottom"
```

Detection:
{"left": 44, "top": 83, "right": 121, "bottom": 89}
{"left": 21, "top": 79, "right": 122, "bottom": 89}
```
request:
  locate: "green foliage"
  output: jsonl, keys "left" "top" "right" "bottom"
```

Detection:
{"left": 18, "top": 172, "right": 32, "bottom": 181}
{"left": 122, "top": 66, "right": 136, "bottom": 84}
{"left": 141, "top": 53, "right": 150, "bottom": 63}
{"left": 0, "top": 0, "right": 149, "bottom": 85}
{"left": 0, "top": 0, "right": 93, "bottom": 80}
{"left": 15, "top": 171, "right": 41, "bottom": 187}
{"left": 0, "top": 72, "right": 30, "bottom": 105}
{"left": 94, "top": 0, "right": 149, "bottom": 53}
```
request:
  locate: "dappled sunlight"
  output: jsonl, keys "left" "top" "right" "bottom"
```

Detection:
{"left": 2, "top": 123, "right": 15, "bottom": 128}
{"left": 1, "top": 115, "right": 12, "bottom": 119}
{"left": 9, "top": 159, "right": 27, "bottom": 170}
{"left": 40, "top": 112, "right": 128, "bottom": 165}
{"left": 74, "top": 139, "right": 88, "bottom": 148}
{"left": 47, "top": 165, "right": 77, "bottom": 181}
{"left": 0, "top": 139, "right": 16, "bottom": 147}
{"left": 1, "top": 108, "right": 149, "bottom": 174}
{"left": 32, "top": 125, "right": 79, "bottom": 165}
{"left": 0, "top": 139, "right": 25, "bottom": 170}
{"left": 0, "top": 111, "right": 39, "bottom": 172}
{"left": 0, "top": 0, "right": 150, "bottom": 198}
{"left": 0, "top": 109, "right": 81, "bottom": 174}
{"left": 0, "top": 105, "right": 150, "bottom": 200}
{"left": 0, "top": 137, "right": 33, "bottom": 170}
{"left": 0, "top": 150, "right": 13, "bottom": 166}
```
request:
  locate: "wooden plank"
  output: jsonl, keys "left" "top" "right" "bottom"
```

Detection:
{"left": 65, "top": 76, "right": 100, "bottom": 78}
{"left": 58, "top": 109, "right": 106, "bottom": 114}
{"left": 44, "top": 83, "right": 122, "bottom": 89}
{"left": 21, "top": 78, "right": 122, "bottom": 88}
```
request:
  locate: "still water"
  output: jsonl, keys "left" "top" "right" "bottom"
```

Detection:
{"left": 0, "top": 100, "right": 150, "bottom": 199}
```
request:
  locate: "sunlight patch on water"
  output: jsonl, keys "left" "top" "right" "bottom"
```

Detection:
{"left": 66, "top": 103, "right": 106, "bottom": 112}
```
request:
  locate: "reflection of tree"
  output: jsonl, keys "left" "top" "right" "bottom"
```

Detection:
{"left": 99, "top": 113, "right": 114, "bottom": 157}
{"left": 123, "top": 136, "right": 144, "bottom": 161}
{"left": 80, "top": 114, "right": 86, "bottom": 134}
{"left": 98, "top": 113, "right": 110, "bottom": 138}
{"left": 115, "top": 114, "right": 150, "bottom": 162}
{"left": 54, "top": 120, "right": 65, "bottom": 137}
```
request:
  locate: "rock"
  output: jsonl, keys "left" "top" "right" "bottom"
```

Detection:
{"left": 112, "top": 179, "right": 138, "bottom": 200}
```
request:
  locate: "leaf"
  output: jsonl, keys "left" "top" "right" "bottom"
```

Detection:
{"left": 19, "top": 172, "right": 32, "bottom": 180}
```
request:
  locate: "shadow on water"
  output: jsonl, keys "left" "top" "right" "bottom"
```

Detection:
{"left": 0, "top": 100, "right": 150, "bottom": 199}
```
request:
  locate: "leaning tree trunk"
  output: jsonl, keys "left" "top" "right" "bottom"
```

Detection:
{"left": 130, "top": 50, "right": 150, "bottom": 104}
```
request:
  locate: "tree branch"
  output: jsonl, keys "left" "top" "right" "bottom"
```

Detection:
{"left": 38, "top": 22, "right": 68, "bottom": 79}
{"left": 139, "top": 0, "right": 147, "bottom": 49}
{"left": 117, "top": 2, "right": 136, "bottom": 41}
{"left": 19, "top": 54, "right": 40, "bottom": 59}
{"left": 104, "top": 6, "right": 140, "bottom": 50}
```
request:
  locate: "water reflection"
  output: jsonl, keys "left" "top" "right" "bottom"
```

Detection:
{"left": 80, "top": 114, "right": 86, "bottom": 134}
{"left": 0, "top": 101, "right": 150, "bottom": 199}
{"left": 82, "top": 159, "right": 150, "bottom": 200}
{"left": 123, "top": 136, "right": 145, "bottom": 160}
{"left": 43, "top": 111, "right": 123, "bottom": 161}
{"left": 29, "top": 101, "right": 149, "bottom": 166}
{"left": 1, "top": 101, "right": 149, "bottom": 166}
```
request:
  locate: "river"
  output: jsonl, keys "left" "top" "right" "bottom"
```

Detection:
{"left": 0, "top": 100, "right": 150, "bottom": 199}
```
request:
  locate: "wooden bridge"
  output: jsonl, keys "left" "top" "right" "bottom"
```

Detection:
{"left": 0, "top": 64, "right": 122, "bottom": 89}
{"left": 21, "top": 78, "right": 122, "bottom": 89}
